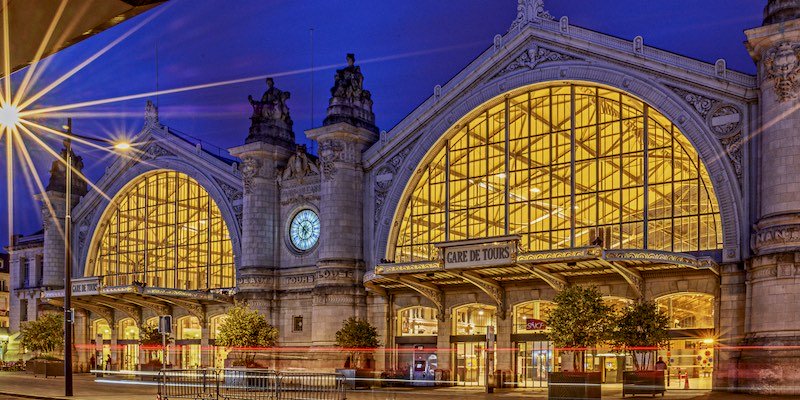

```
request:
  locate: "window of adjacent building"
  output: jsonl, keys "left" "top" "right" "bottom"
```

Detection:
{"left": 513, "top": 300, "right": 553, "bottom": 333}
{"left": 21, "top": 258, "right": 29, "bottom": 287}
{"left": 292, "top": 316, "right": 304, "bottom": 332}
{"left": 656, "top": 293, "right": 714, "bottom": 330}
{"left": 452, "top": 303, "right": 496, "bottom": 335}
{"left": 397, "top": 306, "right": 438, "bottom": 336}
{"left": 392, "top": 83, "right": 721, "bottom": 262}
{"left": 19, "top": 299, "right": 27, "bottom": 321}
{"left": 0, "top": 278, "right": 7, "bottom": 292}
{"left": 90, "top": 170, "right": 235, "bottom": 290}
{"left": 35, "top": 255, "right": 43, "bottom": 286}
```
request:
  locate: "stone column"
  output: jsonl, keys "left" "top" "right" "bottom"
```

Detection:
{"left": 496, "top": 313, "right": 513, "bottom": 373}
{"left": 436, "top": 315, "right": 451, "bottom": 372}
{"left": 743, "top": 3, "right": 800, "bottom": 394}
{"left": 306, "top": 123, "right": 376, "bottom": 346}
{"left": 229, "top": 142, "right": 291, "bottom": 318}
{"left": 200, "top": 323, "right": 210, "bottom": 367}
{"left": 110, "top": 321, "right": 118, "bottom": 368}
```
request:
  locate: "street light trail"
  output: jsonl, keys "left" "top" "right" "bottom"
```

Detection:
{"left": 1, "top": 0, "right": 10, "bottom": 104}
{"left": 14, "top": 130, "right": 65, "bottom": 239}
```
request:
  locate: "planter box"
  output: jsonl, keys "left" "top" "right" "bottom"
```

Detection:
{"left": 622, "top": 371, "right": 665, "bottom": 397}
{"left": 548, "top": 372, "right": 601, "bottom": 400}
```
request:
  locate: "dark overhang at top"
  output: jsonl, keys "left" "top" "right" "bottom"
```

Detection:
{"left": 0, "top": 0, "right": 167, "bottom": 78}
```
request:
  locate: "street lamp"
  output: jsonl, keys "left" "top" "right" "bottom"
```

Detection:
{"left": 61, "top": 118, "right": 130, "bottom": 396}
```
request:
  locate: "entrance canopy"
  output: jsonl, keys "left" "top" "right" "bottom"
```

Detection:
{"left": 367, "top": 236, "right": 718, "bottom": 319}
{"left": 43, "top": 276, "right": 232, "bottom": 326}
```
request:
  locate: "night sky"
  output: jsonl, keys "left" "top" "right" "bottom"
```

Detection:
{"left": 0, "top": 0, "right": 763, "bottom": 248}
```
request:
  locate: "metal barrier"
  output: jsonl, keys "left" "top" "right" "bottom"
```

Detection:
{"left": 158, "top": 369, "right": 346, "bottom": 400}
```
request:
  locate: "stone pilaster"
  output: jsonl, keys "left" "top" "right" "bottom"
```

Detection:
{"left": 436, "top": 315, "right": 451, "bottom": 371}
{"left": 741, "top": 3, "right": 800, "bottom": 394}
{"left": 306, "top": 122, "right": 376, "bottom": 346}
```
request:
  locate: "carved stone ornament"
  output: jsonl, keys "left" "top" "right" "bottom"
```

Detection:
{"left": 763, "top": 41, "right": 800, "bottom": 102}
{"left": 373, "top": 146, "right": 413, "bottom": 225}
{"left": 318, "top": 140, "right": 346, "bottom": 181}
{"left": 752, "top": 224, "right": 800, "bottom": 255}
{"left": 494, "top": 45, "right": 578, "bottom": 78}
{"left": 239, "top": 156, "right": 262, "bottom": 194}
{"left": 668, "top": 86, "right": 744, "bottom": 185}
{"left": 232, "top": 204, "right": 243, "bottom": 227}
{"left": 278, "top": 145, "right": 320, "bottom": 184}
{"left": 706, "top": 102, "right": 743, "bottom": 139}
{"left": 509, "top": 0, "right": 554, "bottom": 32}
{"left": 144, "top": 100, "right": 160, "bottom": 127}
{"left": 141, "top": 143, "right": 174, "bottom": 161}
{"left": 215, "top": 178, "right": 243, "bottom": 202}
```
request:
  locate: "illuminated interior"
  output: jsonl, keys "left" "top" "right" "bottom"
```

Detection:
{"left": 453, "top": 303, "right": 497, "bottom": 335}
{"left": 392, "top": 83, "right": 721, "bottom": 262}
{"left": 118, "top": 318, "right": 139, "bottom": 340}
{"left": 90, "top": 170, "right": 235, "bottom": 290}
{"left": 178, "top": 316, "right": 202, "bottom": 340}
{"left": 513, "top": 300, "right": 553, "bottom": 333}
{"left": 92, "top": 319, "right": 112, "bottom": 341}
{"left": 656, "top": 293, "right": 715, "bottom": 330}
{"left": 397, "top": 306, "right": 439, "bottom": 336}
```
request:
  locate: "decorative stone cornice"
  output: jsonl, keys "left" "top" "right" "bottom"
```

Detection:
{"left": 763, "top": 41, "right": 800, "bottom": 102}
{"left": 752, "top": 224, "right": 800, "bottom": 255}
{"left": 375, "top": 260, "right": 442, "bottom": 275}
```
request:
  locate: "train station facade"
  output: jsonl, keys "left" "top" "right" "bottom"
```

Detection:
{"left": 5, "top": 0, "right": 800, "bottom": 394}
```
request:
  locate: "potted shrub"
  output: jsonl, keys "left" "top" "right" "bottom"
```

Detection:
{"left": 215, "top": 304, "right": 278, "bottom": 368}
{"left": 546, "top": 286, "right": 612, "bottom": 400}
{"left": 610, "top": 301, "right": 670, "bottom": 397}
{"left": 334, "top": 317, "right": 380, "bottom": 389}
{"left": 138, "top": 323, "right": 164, "bottom": 377}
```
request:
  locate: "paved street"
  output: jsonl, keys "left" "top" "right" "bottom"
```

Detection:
{"left": 1, "top": 372, "right": 798, "bottom": 400}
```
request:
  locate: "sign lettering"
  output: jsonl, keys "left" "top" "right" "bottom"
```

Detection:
{"left": 443, "top": 241, "right": 513, "bottom": 269}
{"left": 526, "top": 318, "right": 547, "bottom": 331}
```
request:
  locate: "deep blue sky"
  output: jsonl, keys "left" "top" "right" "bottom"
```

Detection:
{"left": 0, "top": 0, "right": 763, "bottom": 248}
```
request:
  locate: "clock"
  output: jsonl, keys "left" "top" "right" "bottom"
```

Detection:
{"left": 289, "top": 209, "right": 320, "bottom": 251}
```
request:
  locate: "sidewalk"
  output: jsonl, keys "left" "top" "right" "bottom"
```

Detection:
{"left": 0, "top": 372, "right": 797, "bottom": 400}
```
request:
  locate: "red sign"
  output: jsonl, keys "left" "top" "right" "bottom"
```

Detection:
{"left": 526, "top": 319, "right": 547, "bottom": 331}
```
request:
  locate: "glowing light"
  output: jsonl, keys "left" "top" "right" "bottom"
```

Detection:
{"left": 114, "top": 141, "right": 131, "bottom": 150}
{"left": 0, "top": 103, "right": 19, "bottom": 128}
{"left": 530, "top": 187, "right": 542, "bottom": 194}
{"left": 703, "top": 338, "right": 714, "bottom": 345}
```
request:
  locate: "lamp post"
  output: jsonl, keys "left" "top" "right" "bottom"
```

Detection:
{"left": 60, "top": 118, "right": 130, "bottom": 397}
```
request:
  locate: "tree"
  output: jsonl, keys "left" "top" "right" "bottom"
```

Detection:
{"left": 215, "top": 304, "right": 278, "bottom": 366}
{"left": 20, "top": 313, "right": 64, "bottom": 357}
{"left": 334, "top": 317, "right": 380, "bottom": 369}
{"left": 610, "top": 301, "right": 670, "bottom": 371}
{"left": 139, "top": 323, "right": 163, "bottom": 365}
{"left": 546, "top": 285, "right": 612, "bottom": 372}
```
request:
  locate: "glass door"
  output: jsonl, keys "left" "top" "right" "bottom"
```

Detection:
{"left": 122, "top": 344, "right": 139, "bottom": 370}
{"left": 453, "top": 342, "right": 491, "bottom": 386}
{"left": 515, "top": 341, "right": 553, "bottom": 388}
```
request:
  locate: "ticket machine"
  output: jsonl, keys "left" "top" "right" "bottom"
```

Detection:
{"left": 411, "top": 346, "right": 437, "bottom": 386}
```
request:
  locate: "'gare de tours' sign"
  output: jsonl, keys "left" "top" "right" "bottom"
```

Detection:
{"left": 438, "top": 236, "right": 518, "bottom": 270}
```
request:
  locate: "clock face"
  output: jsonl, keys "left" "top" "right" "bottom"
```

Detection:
{"left": 289, "top": 209, "right": 320, "bottom": 251}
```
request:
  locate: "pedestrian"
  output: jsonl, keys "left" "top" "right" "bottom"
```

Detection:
{"left": 106, "top": 355, "right": 112, "bottom": 370}
{"left": 655, "top": 356, "right": 667, "bottom": 371}
{"left": 90, "top": 355, "right": 96, "bottom": 370}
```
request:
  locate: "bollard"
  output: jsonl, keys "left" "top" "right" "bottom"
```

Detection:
{"left": 684, "top": 374, "right": 689, "bottom": 390}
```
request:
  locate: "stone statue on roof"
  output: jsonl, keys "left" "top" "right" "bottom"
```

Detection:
{"left": 45, "top": 141, "right": 87, "bottom": 196}
{"left": 323, "top": 54, "right": 378, "bottom": 133}
{"left": 249, "top": 77, "right": 292, "bottom": 124}
{"left": 330, "top": 54, "right": 371, "bottom": 102}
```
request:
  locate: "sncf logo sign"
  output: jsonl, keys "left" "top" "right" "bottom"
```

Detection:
{"left": 526, "top": 319, "right": 547, "bottom": 331}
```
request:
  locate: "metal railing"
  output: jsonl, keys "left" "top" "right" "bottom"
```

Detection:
{"left": 158, "top": 369, "right": 347, "bottom": 400}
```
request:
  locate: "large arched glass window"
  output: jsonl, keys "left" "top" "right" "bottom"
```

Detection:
{"left": 91, "top": 171, "right": 235, "bottom": 289}
{"left": 392, "top": 83, "right": 721, "bottom": 262}
{"left": 656, "top": 293, "right": 714, "bottom": 330}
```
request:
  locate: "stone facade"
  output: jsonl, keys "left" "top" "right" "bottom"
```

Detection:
{"left": 5, "top": 0, "right": 800, "bottom": 394}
